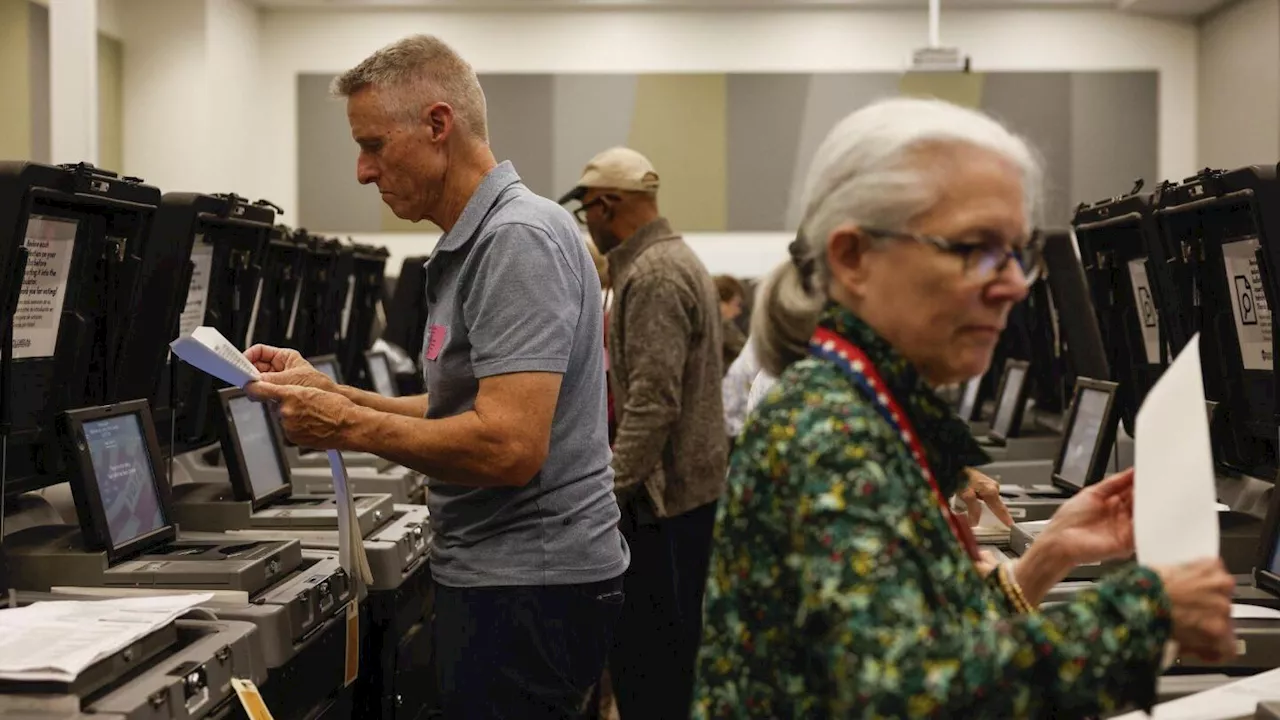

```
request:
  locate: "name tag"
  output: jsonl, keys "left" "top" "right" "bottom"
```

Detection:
{"left": 426, "top": 325, "right": 448, "bottom": 361}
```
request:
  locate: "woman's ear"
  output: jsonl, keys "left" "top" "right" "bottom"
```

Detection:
{"left": 826, "top": 225, "right": 873, "bottom": 299}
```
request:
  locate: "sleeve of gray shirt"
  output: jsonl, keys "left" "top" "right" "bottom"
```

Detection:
{"left": 612, "top": 275, "right": 692, "bottom": 492}
{"left": 463, "top": 223, "right": 583, "bottom": 378}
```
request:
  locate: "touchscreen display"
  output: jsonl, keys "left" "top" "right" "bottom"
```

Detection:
{"left": 1058, "top": 389, "right": 1110, "bottom": 489}
{"left": 369, "top": 354, "right": 396, "bottom": 397}
{"left": 314, "top": 361, "right": 339, "bottom": 383}
{"left": 84, "top": 414, "right": 166, "bottom": 549}
{"left": 229, "top": 395, "right": 289, "bottom": 500}
{"left": 991, "top": 366, "right": 1027, "bottom": 437}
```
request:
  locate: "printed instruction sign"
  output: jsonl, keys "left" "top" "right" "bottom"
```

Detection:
{"left": 1221, "top": 237, "right": 1273, "bottom": 371}
{"left": 177, "top": 240, "right": 215, "bottom": 338}
{"left": 1126, "top": 258, "right": 1162, "bottom": 365}
{"left": 13, "top": 216, "right": 78, "bottom": 359}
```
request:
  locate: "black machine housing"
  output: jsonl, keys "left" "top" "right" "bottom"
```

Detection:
{"left": 1072, "top": 189, "right": 1167, "bottom": 438}
{"left": 1152, "top": 166, "right": 1280, "bottom": 481}
{"left": 0, "top": 162, "right": 161, "bottom": 495}
{"left": 156, "top": 193, "right": 276, "bottom": 456}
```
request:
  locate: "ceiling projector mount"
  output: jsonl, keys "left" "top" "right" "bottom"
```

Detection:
{"left": 910, "top": 0, "right": 971, "bottom": 73}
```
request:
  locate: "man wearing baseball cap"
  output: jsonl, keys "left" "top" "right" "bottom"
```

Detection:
{"left": 561, "top": 147, "right": 727, "bottom": 719}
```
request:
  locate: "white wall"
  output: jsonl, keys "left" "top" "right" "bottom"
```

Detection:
{"left": 1197, "top": 0, "right": 1280, "bottom": 168}
{"left": 120, "top": 0, "right": 263, "bottom": 195}
{"left": 120, "top": 0, "right": 208, "bottom": 192}
{"left": 205, "top": 0, "right": 263, "bottom": 197}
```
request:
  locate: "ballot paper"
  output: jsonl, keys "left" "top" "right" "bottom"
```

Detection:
{"left": 0, "top": 594, "right": 212, "bottom": 682}
{"left": 1112, "top": 663, "right": 1280, "bottom": 720}
{"left": 1134, "top": 334, "right": 1219, "bottom": 566}
{"left": 169, "top": 327, "right": 373, "bottom": 588}
{"left": 170, "top": 326, "right": 261, "bottom": 388}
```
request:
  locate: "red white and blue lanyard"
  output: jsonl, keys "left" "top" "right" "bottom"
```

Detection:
{"left": 809, "top": 327, "right": 982, "bottom": 562}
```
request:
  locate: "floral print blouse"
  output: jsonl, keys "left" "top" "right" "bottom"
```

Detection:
{"left": 694, "top": 303, "right": 1173, "bottom": 719}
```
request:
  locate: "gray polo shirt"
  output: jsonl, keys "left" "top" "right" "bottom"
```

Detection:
{"left": 420, "top": 161, "right": 629, "bottom": 588}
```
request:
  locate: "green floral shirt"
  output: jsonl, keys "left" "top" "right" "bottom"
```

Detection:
{"left": 694, "top": 304, "right": 1173, "bottom": 719}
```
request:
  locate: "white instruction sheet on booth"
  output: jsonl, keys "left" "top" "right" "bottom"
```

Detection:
{"left": 1221, "top": 237, "right": 1273, "bottom": 371}
{"left": 13, "top": 216, "right": 78, "bottom": 360}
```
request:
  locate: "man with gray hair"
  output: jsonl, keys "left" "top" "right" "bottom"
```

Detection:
{"left": 244, "top": 34, "right": 629, "bottom": 718}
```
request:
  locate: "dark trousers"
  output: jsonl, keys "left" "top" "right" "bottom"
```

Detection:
{"left": 433, "top": 575, "right": 625, "bottom": 719}
{"left": 609, "top": 499, "right": 719, "bottom": 720}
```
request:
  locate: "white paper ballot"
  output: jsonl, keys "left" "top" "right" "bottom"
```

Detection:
{"left": 1134, "top": 334, "right": 1219, "bottom": 567}
{"left": 169, "top": 326, "right": 260, "bottom": 388}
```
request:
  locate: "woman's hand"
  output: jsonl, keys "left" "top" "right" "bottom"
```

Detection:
{"left": 1038, "top": 468, "right": 1135, "bottom": 567}
{"left": 957, "top": 468, "right": 1016, "bottom": 527}
{"left": 1155, "top": 558, "right": 1237, "bottom": 662}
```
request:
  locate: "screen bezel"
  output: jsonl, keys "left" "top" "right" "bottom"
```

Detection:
{"left": 307, "top": 354, "right": 344, "bottom": 385}
{"left": 216, "top": 387, "right": 294, "bottom": 509}
{"left": 364, "top": 350, "right": 398, "bottom": 397}
{"left": 1051, "top": 377, "right": 1121, "bottom": 493}
{"left": 987, "top": 359, "right": 1032, "bottom": 446}
{"left": 1254, "top": 463, "right": 1280, "bottom": 595}
{"left": 957, "top": 377, "right": 981, "bottom": 422}
{"left": 59, "top": 399, "right": 177, "bottom": 564}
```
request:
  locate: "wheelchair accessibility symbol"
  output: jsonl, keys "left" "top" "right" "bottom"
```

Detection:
{"left": 1235, "top": 275, "right": 1258, "bottom": 325}
{"left": 1137, "top": 287, "right": 1157, "bottom": 328}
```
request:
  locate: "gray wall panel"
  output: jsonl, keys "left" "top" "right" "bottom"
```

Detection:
{"left": 1069, "top": 72, "right": 1158, "bottom": 211}
{"left": 981, "top": 73, "right": 1073, "bottom": 227}
{"left": 786, "top": 73, "right": 901, "bottom": 229}
{"left": 551, "top": 74, "right": 638, "bottom": 200}
{"left": 726, "top": 74, "right": 808, "bottom": 231}
{"left": 296, "top": 73, "right": 380, "bottom": 232}
{"left": 483, "top": 74, "right": 555, "bottom": 199}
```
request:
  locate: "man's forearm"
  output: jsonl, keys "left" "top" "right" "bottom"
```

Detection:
{"left": 338, "top": 405, "right": 531, "bottom": 487}
{"left": 338, "top": 386, "right": 428, "bottom": 418}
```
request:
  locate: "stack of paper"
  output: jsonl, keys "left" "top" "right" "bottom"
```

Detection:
{"left": 0, "top": 594, "right": 212, "bottom": 683}
{"left": 170, "top": 326, "right": 373, "bottom": 587}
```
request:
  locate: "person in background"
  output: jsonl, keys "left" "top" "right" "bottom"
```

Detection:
{"left": 244, "top": 34, "right": 629, "bottom": 719}
{"left": 714, "top": 275, "right": 748, "bottom": 370}
{"left": 695, "top": 97, "right": 1236, "bottom": 718}
{"left": 561, "top": 147, "right": 727, "bottom": 720}
{"left": 585, "top": 238, "right": 618, "bottom": 444}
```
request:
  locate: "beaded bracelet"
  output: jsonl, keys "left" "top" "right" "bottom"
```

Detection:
{"left": 997, "top": 563, "right": 1034, "bottom": 614}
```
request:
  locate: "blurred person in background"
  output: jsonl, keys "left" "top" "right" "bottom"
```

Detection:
{"left": 714, "top": 275, "right": 748, "bottom": 370}
{"left": 562, "top": 146, "right": 726, "bottom": 719}
{"left": 694, "top": 97, "right": 1236, "bottom": 718}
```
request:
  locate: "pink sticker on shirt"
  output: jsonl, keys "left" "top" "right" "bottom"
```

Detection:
{"left": 426, "top": 325, "right": 448, "bottom": 361}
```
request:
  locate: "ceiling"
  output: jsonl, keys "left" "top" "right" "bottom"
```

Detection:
{"left": 252, "top": 0, "right": 1234, "bottom": 18}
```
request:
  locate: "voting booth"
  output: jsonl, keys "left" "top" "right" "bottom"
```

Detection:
{"left": 1153, "top": 167, "right": 1280, "bottom": 484}
{"left": 1072, "top": 188, "right": 1167, "bottom": 439}
{"left": 249, "top": 224, "right": 310, "bottom": 350}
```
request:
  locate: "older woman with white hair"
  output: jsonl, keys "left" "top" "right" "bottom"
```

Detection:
{"left": 694, "top": 97, "right": 1237, "bottom": 718}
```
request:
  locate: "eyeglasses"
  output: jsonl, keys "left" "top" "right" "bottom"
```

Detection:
{"left": 860, "top": 226, "right": 1045, "bottom": 286}
{"left": 573, "top": 197, "right": 609, "bottom": 225}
